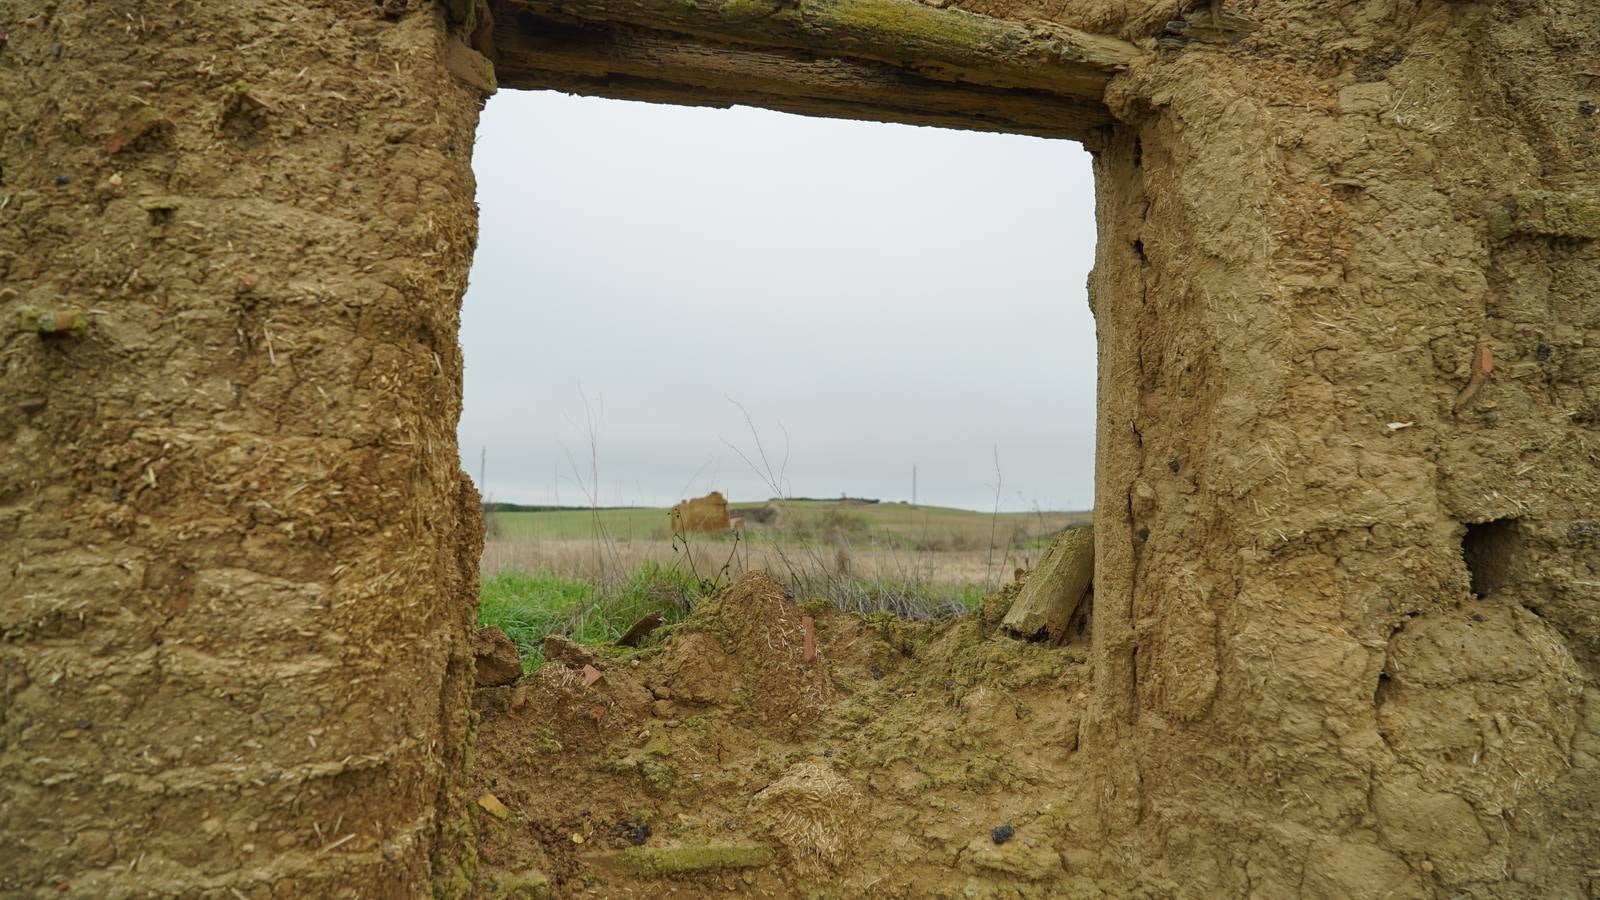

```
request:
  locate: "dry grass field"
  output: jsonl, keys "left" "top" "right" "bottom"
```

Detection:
{"left": 482, "top": 498, "right": 1091, "bottom": 589}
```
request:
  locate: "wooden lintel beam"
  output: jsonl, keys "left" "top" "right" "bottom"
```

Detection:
{"left": 493, "top": 16, "right": 1111, "bottom": 138}
{"left": 491, "top": 0, "right": 1137, "bottom": 98}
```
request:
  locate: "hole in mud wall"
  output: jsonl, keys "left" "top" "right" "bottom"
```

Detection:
{"left": 456, "top": 90, "right": 1099, "bottom": 654}
{"left": 1463, "top": 517, "right": 1521, "bottom": 598}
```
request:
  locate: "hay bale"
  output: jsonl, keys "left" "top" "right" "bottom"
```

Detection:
{"left": 670, "top": 491, "right": 731, "bottom": 533}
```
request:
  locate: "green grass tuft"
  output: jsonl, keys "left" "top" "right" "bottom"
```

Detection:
{"left": 477, "top": 563, "right": 714, "bottom": 669}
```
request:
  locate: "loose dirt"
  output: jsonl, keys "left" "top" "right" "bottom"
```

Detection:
{"left": 471, "top": 572, "right": 1100, "bottom": 897}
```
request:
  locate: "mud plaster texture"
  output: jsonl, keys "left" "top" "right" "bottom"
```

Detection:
{"left": 1, "top": 2, "right": 487, "bottom": 896}
{"left": 3, "top": 0, "right": 1599, "bottom": 899}
{"left": 1082, "top": 1, "right": 1599, "bottom": 895}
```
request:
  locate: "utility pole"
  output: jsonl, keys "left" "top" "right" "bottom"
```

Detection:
{"left": 479, "top": 446, "right": 487, "bottom": 495}
{"left": 912, "top": 464, "right": 918, "bottom": 506}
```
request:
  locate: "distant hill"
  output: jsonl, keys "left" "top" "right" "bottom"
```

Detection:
{"left": 484, "top": 498, "right": 1092, "bottom": 545}
{"left": 483, "top": 502, "right": 651, "bottom": 513}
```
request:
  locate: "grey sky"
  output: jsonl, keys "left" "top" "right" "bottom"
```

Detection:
{"left": 459, "top": 90, "right": 1097, "bottom": 512}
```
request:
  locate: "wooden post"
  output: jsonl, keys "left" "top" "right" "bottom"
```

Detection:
{"left": 1000, "top": 526, "right": 1092, "bottom": 644}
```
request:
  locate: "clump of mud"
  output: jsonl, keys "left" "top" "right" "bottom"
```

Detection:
{"left": 750, "top": 759, "right": 865, "bottom": 871}
{"left": 470, "top": 571, "right": 1097, "bottom": 897}
{"left": 654, "top": 572, "right": 833, "bottom": 732}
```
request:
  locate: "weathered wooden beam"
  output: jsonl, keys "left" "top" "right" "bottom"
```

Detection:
{"left": 1001, "top": 526, "right": 1093, "bottom": 644}
{"left": 496, "top": 0, "right": 1134, "bottom": 93}
{"left": 493, "top": 15, "right": 1111, "bottom": 138}
{"left": 488, "top": 0, "right": 1135, "bottom": 140}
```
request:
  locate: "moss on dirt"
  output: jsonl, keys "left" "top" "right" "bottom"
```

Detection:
{"left": 863, "top": 610, "right": 940, "bottom": 667}
{"left": 787, "top": 0, "right": 1014, "bottom": 59}
{"left": 978, "top": 579, "right": 1024, "bottom": 635}
{"left": 432, "top": 800, "right": 478, "bottom": 899}
{"left": 493, "top": 869, "right": 551, "bottom": 899}
{"left": 1500, "top": 189, "right": 1600, "bottom": 239}
{"left": 604, "top": 843, "right": 775, "bottom": 875}
{"left": 602, "top": 739, "right": 679, "bottom": 792}
{"left": 718, "top": 0, "right": 783, "bottom": 21}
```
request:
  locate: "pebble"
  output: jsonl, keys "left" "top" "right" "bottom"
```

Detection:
{"left": 991, "top": 824, "right": 1015, "bottom": 845}
{"left": 54, "top": 175, "right": 70, "bottom": 186}
{"left": 870, "top": 665, "right": 885, "bottom": 680}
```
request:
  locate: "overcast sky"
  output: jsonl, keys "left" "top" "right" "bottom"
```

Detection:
{"left": 458, "top": 90, "right": 1098, "bottom": 512}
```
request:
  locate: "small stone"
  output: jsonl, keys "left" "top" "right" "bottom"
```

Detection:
{"left": 652, "top": 699, "right": 675, "bottom": 717}
{"left": 1167, "top": 458, "right": 1180, "bottom": 473}
{"left": 18, "top": 306, "right": 88, "bottom": 335}
{"left": 54, "top": 175, "right": 70, "bottom": 186}
{"left": 477, "top": 794, "right": 511, "bottom": 819}
{"left": 991, "top": 825, "right": 1015, "bottom": 845}
{"left": 1138, "top": 526, "right": 1151, "bottom": 541}
{"left": 1581, "top": 100, "right": 1596, "bottom": 116}
{"left": 350, "top": 184, "right": 362, "bottom": 193}
{"left": 870, "top": 665, "right": 885, "bottom": 680}
{"left": 650, "top": 684, "right": 672, "bottom": 700}
{"left": 1536, "top": 343, "right": 1553, "bottom": 362}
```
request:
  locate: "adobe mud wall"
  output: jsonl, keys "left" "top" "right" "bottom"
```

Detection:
{"left": 1083, "top": 4, "right": 1600, "bottom": 894}
{"left": 2, "top": 3, "right": 487, "bottom": 895}
{"left": 2, "top": 0, "right": 1597, "bottom": 897}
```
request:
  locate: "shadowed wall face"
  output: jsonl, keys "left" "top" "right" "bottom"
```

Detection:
{"left": 1, "top": 4, "right": 485, "bottom": 894}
